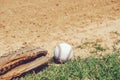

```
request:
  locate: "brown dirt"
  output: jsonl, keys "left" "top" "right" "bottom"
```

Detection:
{"left": 0, "top": 0, "right": 120, "bottom": 58}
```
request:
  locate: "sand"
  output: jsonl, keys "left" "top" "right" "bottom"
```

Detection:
{"left": 0, "top": 0, "right": 120, "bottom": 57}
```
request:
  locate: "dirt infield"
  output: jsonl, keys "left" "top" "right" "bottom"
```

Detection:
{"left": 0, "top": 0, "right": 120, "bottom": 57}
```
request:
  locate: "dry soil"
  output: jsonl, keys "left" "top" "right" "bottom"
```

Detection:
{"left": 0, "top": 0, "right": 120, "bottom": 58}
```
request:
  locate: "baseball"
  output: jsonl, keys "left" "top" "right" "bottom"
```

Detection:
{"left": 54, "top": 43, "right": 73, "bottom": 63}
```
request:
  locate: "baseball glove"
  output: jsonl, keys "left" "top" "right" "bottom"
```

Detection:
{"left": 0, "top": 46, "right": 49, "bottom": 80}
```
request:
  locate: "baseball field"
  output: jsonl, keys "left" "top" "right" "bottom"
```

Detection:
{"left": 0, "top": 0, "right": 120, "bottom": 80}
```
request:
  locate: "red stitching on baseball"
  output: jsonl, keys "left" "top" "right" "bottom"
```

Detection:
{"left": 66, "top": 47, "right": 72, "bottom": 61}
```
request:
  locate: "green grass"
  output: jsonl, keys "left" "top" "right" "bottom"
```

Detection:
{"left": 19, "top": 54, "right": 120, "bottom": 80}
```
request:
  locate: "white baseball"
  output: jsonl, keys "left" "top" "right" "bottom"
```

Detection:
{"left": 54, "top": 43, "right": 73, "bottom": 63}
